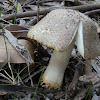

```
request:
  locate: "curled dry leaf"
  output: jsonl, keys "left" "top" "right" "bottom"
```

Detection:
{"left": 4, "top": 26, "right": 34, "bottom": 65}
{"left": 0, "top": 36, "right": 34, "bottom": 64}
{"left": 0, "top": 24, "right": 34, "bottom": 64}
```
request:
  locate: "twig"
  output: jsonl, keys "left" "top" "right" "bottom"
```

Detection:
{"left": 1, "top": 4, "right": 100, "bottom": 20}
{"left": 79, "top": 72, "right": 100, "bottom": 85}
{"left": 0, "top": 84, "right": 35, "bottom": 94}
{"left": 74, "top": 88, "right": 86, "bottom": 100}
{"left": 36, "top": 1, "right": 40, "bottom": 22}
{"left": 0, "top": 84, "right": 62, "bottom": 96}
{"left": 67, "top": 62, "right": 83, "bottom": 97}
{"left": 73, "top": 0, "right": 88, "bottom": 5}
{"left": 31, "top": 0, "right": 88, "bottom": 5}
{"left": 84, "top": 9, "right": 100, "bottom": 16}
{"left": 85, "top": 60, "right": 92, "bottom": 75}
{"left": 26, "top": 15, "right": 44, "bottom": 25}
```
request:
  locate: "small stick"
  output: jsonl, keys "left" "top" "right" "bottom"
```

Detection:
{"left": 67, "top": 62, "right": 83, "bottom": 97}
{"left": 84, "top": 9, "right": 100, "bottom": 16}
{"left": 36, "top": 1, "right": 40, "bottom": 22}
{"left": 31, "top": 0, "right": 88, "bottom": 5}
{"left": 85, "top": 60, "right": 92, "bottom": 75}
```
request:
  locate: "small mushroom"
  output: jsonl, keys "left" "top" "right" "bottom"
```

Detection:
{"left": 27, "top": 9, "right": 99, "bottom": 89}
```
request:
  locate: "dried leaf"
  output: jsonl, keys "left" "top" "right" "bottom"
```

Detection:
{"left": 3, "top": 0, "right": 14, "bottom": 11}
{"left": 0, "top": 35, "right": 34, "bottom": 64}
{"left": 4, "top": 24, "right": 28, "bottom": 38}
{"left": 4, "top": 29, "right": 34, "bottom": 65}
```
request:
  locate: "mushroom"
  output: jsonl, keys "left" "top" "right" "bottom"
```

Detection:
{"left": 27, "top": 9, "right": 99, "bottom": 89}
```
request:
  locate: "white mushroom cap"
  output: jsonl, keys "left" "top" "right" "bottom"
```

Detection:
{"left": 28, "top": 9, "right": 99, "bottom": 59}
{"left": 28, "top": 9, "right": 81, "bottom": 52}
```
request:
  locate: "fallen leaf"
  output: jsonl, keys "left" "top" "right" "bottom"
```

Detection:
{"left": 4, "top": 24, "right": 28, "bottom": 38}
{"left": 0, "top": 35, "right": 34, "bottom": 64}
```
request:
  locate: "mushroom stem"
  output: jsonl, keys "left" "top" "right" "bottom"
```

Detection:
{"left": 41, "top": 39, "right": 76, "bottom": 89}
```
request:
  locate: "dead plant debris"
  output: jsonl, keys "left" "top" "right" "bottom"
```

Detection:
{"left": 0, "top": 0, "right": 100, "bottom": 100}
